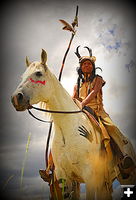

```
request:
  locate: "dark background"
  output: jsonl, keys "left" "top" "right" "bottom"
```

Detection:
{"left": 1, "top": 0, "right": 136, "bottom": 199}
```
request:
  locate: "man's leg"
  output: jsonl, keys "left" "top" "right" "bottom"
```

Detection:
{"left": 100, "top": 111, "right": 136, "bottom": 178}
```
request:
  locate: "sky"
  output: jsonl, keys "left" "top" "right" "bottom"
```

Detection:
{"left": 1, "top": 0, "right": 136, "bottom": 199}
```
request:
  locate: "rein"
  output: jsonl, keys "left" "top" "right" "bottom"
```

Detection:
{"left": 30, "top": 105, "right": 83, "bottom": 114}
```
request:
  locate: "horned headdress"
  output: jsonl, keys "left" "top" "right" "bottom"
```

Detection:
{"left": 75, "top": 46, "right": 96, "bottom": 64}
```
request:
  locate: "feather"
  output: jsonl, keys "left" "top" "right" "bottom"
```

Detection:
{"left": 59, "top": 19, "right": 75, "bottom": 33}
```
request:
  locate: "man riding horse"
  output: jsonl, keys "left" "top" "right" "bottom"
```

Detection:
{"left": 40, "top": 46, "right": 135, "bottom": 185}
{"left": 39, "top": 47, "right": 136, "bottom": 199}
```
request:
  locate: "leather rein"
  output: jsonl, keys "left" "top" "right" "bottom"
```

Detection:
{"left": 29, "top": 105, "right": 82, "bottom": 114}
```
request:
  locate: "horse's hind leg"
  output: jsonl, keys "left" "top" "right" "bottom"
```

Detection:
{"left": 86, "top": 182, "right": 95, "bottom": 200}
{"left": 96, "top": 183, "right": 112, "bottom": 200}
{"left": 86, "top": 180, "right": 112, "bottom": 200}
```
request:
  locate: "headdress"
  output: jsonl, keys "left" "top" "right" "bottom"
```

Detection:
{"left": 75, "top": 46, "right": 96, "bottom": 65}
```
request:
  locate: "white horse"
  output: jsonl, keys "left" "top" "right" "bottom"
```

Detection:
{"left": 11, "top": 49, "right": 136, "bottom": 200}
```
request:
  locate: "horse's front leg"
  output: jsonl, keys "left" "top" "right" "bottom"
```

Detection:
{"left": 55, "top": 168, "right": 74, "bottom": 200}
{"left": 71, "top": 181, "right": 80, "bottom": 200}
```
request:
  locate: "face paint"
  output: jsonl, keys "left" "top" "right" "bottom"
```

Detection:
{"left": 29, "top": 78, "right": 46, "bottom": 85}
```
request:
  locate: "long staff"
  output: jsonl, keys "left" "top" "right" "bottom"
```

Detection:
{"left": 58, "top": 5, "right": 79, "bottom": 81}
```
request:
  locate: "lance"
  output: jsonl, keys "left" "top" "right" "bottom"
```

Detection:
{"left": 58, "top": 5, "right": 79, "bottom": 81}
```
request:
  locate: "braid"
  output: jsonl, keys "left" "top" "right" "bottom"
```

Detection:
{"left": 77, "top": 77, "right": 80, "bottom": 98}
{"left": 76, "top": 67, "right": 84, "bottom": 98}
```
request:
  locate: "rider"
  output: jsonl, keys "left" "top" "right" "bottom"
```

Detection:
{"left": 72, "top": 46, "right": 135, "bottom": 178}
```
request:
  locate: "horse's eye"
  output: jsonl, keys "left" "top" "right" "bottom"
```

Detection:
{"left": 35, "top": 71, "right": 42, "bottom": 77}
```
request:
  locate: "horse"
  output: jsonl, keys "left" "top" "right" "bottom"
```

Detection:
{"left": 11, "top": 49, "right": 136, "bottom": 200}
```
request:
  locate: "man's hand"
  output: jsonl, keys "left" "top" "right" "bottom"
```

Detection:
{"left": 81, "top": 100, "right": 86, "bottom": 109}
{"left": 77, "top": 97, "right": 82, "bottom": 102}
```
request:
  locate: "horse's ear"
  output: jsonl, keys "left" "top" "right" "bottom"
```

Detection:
{"left": 26, "top": 56, "right": 31, "bottom": 67}
{"left": 41, "top": 49, "right": 47, "bottom": 65}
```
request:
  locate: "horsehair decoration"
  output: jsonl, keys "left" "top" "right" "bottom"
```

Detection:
{"left": 75, "top": 46, "right": 96, "bottom": 63}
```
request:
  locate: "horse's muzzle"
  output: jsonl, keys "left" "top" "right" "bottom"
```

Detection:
{"left": 11, "top": 92, "right": 31, "bottom": 111}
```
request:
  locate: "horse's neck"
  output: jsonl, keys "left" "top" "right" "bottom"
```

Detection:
{"left": 46, "top": 74, "right": 80, "bottom": 129}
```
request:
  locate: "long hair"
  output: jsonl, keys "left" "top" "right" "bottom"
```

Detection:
{"left": 76, "top": 63, "right": 102, "bottom": 97}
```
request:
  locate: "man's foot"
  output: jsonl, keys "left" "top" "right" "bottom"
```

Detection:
{"left": 119, "top": 156, "right": 136, "bottom": 179}
{"left": 122, "top": 156, "right": 135, "bottom": 169}
{"left": 39, "top": 169, "right": 51, "bottom": 183}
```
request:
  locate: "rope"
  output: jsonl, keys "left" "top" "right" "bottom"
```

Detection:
{"left": 45, "top": 121, "right": 52, "bottom": 168}
{"left": 28, "top": 109, "right": 52, "bottom": 169}
{"left": 30, "top": 105, "right": 82, "bottom": 114}
{"left": 28, "top": 109, "right": 52, "bottom": 123}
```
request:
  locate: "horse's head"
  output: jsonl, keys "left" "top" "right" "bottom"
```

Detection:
{"left": 11, "top": 49, "right": 53, "bottom": 111}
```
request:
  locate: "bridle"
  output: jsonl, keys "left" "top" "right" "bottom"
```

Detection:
{"left": 27, "top": 105, "right": 83, "bottom": 168}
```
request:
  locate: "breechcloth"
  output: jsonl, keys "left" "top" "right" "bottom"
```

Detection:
{"left": 83, "top": 106, "right": 128, "bottom": 159}
{"left": 99, "top": 110, "right": 128, "bottom": 157}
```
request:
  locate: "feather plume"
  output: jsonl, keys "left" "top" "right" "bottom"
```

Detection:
{"left": 59, "top": 19, "right": 75, "bottom": 33}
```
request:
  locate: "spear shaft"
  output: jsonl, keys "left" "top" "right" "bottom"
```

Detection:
{"left": 58, "top": 6, "right": 78, "bottom": 82}
{"left": 59, "top": 33, "right": 74, "bottom": 81}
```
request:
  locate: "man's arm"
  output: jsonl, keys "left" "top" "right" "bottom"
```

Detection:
{"left": 81, "top": 76, "right": 103, "bottom": 108}
{"left": 72, "top": 84, "right": 83, "bottom": 102}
